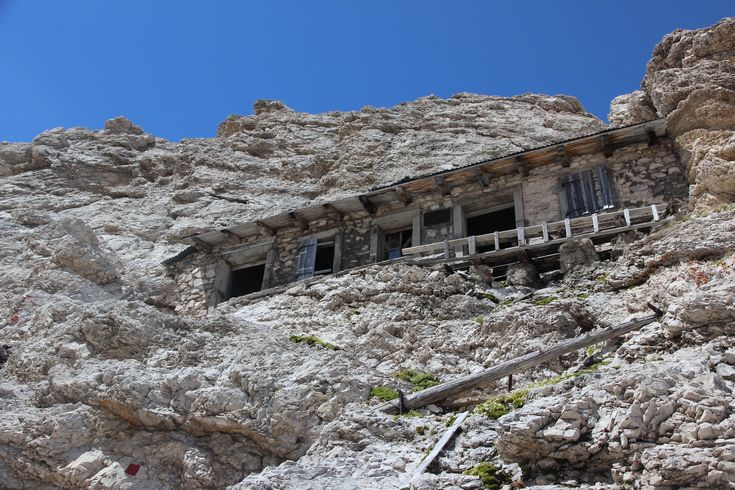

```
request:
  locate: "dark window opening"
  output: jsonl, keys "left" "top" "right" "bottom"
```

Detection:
{"left": 314, "top": 242, "right": 335, "bottom": 275}
{"left": 562, "top": 167, "right": 615, "bottom": 218}
{"left": 382, "top": 228, "right": 412, "bottom": 261}
{"left": 423, "top": 208, "right": 451, "bottom": 226}
{"left": 229, "top": 263, "right": 265, "bottom": 298}
{"left": 466, "top": 206, "right": 517, "bottom": 253}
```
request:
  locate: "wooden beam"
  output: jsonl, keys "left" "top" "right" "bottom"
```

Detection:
{"left": 473, "top": 168, "right": 490, "bottom": 188}
{"left": 378, "top": 309, "right": 661, "bottom": 413}
{"left": 190, "top": 236, "right": 213, "bottom": 254}
{"left": 601, "top": 134, "right": 615, "bottom": 158}
{"left": 434, "top": 176, "right": 450, "bottom": 196}
{"left": 288, "top": 211, "right": 308, "bottom": 231}
{"left": 516, "top": 156, "right": 529, "bottom": 177}
{"left": 646, "top": 128, "right": 659, "bottom": 146}
{"left": 255, "top": 220, "right": 276, "bottom": 236}
{"left": 395, "top": 186, "right": 413, "bottom": 205}
{"left": 556, "top": 145, "right": 571, "bottom": 167}
{"left": 219, "top": 228, "right": 242, "bottom": 239}
{"left": 358, "top": 196, "right": 376, "bottom": 215}
{"left": 322, "top": 203, "right": 344, "bottom": 221}
{"left": 414, "top": 411, "right": 469, "bottom": 475}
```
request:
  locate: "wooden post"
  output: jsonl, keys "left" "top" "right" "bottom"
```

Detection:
{"left": 507, "top": 374, "right": 513, "bottom": 392}
{"left": 378, "top": 310, "right": 661, "bottom": 413}
{"left": 651, "top": 204, "right": 659, "bottom": 221}
{"left": 592, "top": 214, "right": 599, "bottom": 233}
{"left": 624, "top": 209, "right": 631, "bottom": 227}
{"left": 542, "top": 223, "right": 549, "bottom": 242}
{"left": 468, "top": 235, "right": 477, "bottom": 256}
{"left": 564, "top": 219, "right": 572, "bottom": 238}
{"left": 494, "top": 231, "right": 500, "bottom": 251}
{"left": 443, "top": 240, "right": 450, "bottom": 260}
{"left": 517, "top": 227, "right": 526, "bottom": 246}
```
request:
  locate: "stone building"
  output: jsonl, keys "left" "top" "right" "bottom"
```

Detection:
{"left": 165, "top": 119, "right": 688, "bottom": 315}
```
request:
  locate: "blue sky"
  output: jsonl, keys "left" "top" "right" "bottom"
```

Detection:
{"left": 0, "top": 1, "right": 732, "bottom": 142}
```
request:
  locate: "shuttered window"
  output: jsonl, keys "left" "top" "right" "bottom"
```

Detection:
{"left": 561, "top": 167, "right": 615, "bottom": 218}
{"left": 296, "top": 236, "right": 317, "bottom": 280}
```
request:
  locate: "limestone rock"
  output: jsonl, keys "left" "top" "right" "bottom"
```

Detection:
{"left": 617, "top": 17, "right": 735, "bottom": 211}
{"left": 45, "top": 218, "right": 120, "bottom": 284}
{"left": 1, "top": 17, "right": 735, "bottom": 489}
{"left": 506, "top": 262, "right": 540, "bottom": 288}
{"left": 559, "top": 238, "right": 599, "bottom": 275}
{"left": 608, "top": 90, "right": 658, "bottom": 127}
{"left": 104, "top": 116, "right": 144, "bottom": 135}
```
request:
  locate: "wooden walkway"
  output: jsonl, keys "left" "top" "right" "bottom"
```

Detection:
{"left": 403, "top": 204, "right": 667, "bottom": 264}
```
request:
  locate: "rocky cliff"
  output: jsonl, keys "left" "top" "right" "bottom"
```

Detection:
{"left": 0, "top": 17, "right": 734, "bottom": 490}
{"left": 610, "top": 17, "right": 735, "bottom": 212}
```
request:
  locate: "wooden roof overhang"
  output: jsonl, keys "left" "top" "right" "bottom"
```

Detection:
{"left": 183, "top": 119, "right": 666, "bottom": 249}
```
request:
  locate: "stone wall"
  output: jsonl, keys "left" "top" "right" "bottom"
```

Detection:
{"left": 522, "top": 137, "right": 688, "bottom": 225}
{"left": 169, "top": 136, "right": 688, "bottom": 314}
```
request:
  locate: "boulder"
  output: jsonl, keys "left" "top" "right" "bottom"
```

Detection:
{"left": 506, "top": 262, "right": 540, "bottom": 288}
{"left": 559, "top": 238, "right": 599, "bottom": 275}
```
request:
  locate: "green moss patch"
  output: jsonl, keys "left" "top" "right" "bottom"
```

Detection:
{"left": 480, "top": 292, "right": 499, "bottom": 303}
{"left": 288, "top": 335, "right": 339, "bottom": 350}
{"left": 393, "top": 409, "right": 422, "bottom": 420}
{"left": 393, "top": 369, "right": 440, "bottom": 392}
{"left": 369, "top": 385, "right": 399, "bottom": 401}
{"left": 532, "top": 295, "right": 557, "bottom": 306}
{"left": 462, "top": 462, "right": 512, "bottom": 489}
{"left": 476, "top": 389, "right": 528, "bottom": 419}
{"left": 476, "top": 361, "right": 610, "bottom": 419}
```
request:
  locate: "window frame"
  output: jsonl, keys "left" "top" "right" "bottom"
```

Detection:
{"left": 295, "top": 228, "right": 342, "bottom": 280}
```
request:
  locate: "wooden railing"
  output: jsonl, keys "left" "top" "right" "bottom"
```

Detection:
{"left": 402, "top": 204, "right": 667, "bottom": 259}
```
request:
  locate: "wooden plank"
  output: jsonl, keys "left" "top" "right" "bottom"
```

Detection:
{"left": 517, "top": 227, "right": 526, "bottom": 246}
{"left": 443, "top": 240, "right": 450, "bottom": 260}
{"left": 191, "top": 236, "right": 213, "bottom": 253}
{"left": 468, "top": 235, "right": 477, "bottom": 255}
{"left": 379, "top": 310, "right": 661, "bottom": 413}
{"left": 651, "top": 204, "right": 659, "bottom": 221}
{"left": 414, "top": 411, "right": 469, "bottom": 475}
{"left": 592, "top": 214, "right": 599, "bottom": 233}
{"left": 624, "top": 208, "right": 631, "bottom": 226}
{"left": 564, "top": 219, "right": 572, "bottom": 238}
{"left": 494, "top": 231, "right": 500, "bottom": 251}
{"left": 542, "top": 223, "right": 549, "bottom": 242}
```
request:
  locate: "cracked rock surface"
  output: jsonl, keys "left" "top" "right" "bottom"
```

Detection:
{"left": 0, "top": 16, "right": 734, "bottom": 490}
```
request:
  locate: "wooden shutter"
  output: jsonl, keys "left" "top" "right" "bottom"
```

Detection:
{"left": 596, "top": 167, "right": 614, "bottom": 209}
{"left": 210, "top": 259, "right": 232, "bottom": 307}
{"left": 296, "top": 236, "right": 317, "bottom": 280}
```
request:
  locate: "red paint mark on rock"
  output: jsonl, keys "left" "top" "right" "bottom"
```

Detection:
{"left": 9, "top": 314, "right": 19, "bottom": 324}
{"left": 125, "top": 464, "right": 141, "bottom": 476}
